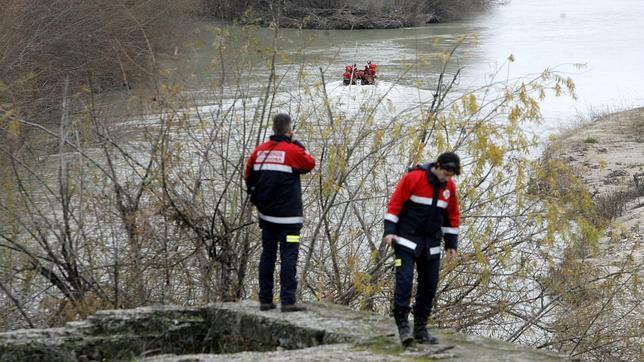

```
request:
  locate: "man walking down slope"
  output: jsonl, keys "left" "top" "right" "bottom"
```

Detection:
{"left": 383, "top": 152, "right": 461, "bottom": 345}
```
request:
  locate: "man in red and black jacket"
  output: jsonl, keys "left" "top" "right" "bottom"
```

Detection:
{"left": 383, "top": 152, "right": 461, "bottom": 346}
{"left": 244, "top": 113, "right": 316, "bottom": 312}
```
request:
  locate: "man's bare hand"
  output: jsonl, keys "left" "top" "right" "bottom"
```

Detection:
{"left": 383, "top": 234, "right": 397, "bottom": 246}
{"left": 445, "top": 248, "right": 457, "bottom": 261}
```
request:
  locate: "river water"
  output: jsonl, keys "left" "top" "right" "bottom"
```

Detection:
{"left": 469, "top": 0, "right": 644, "bottom": 130}
{"left": 6, "top": 1, "right": 642, "bottom": 342}
{"left": 176, "top": 0, "right": 644, "bottom": 136}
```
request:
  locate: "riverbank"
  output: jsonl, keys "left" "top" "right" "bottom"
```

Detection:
{"left": 547, "top": 107, "right": 644, "bottom": 237}
{"left": 540, "top": 107, "right": 643, "bottom": 360}
{"left": 545, "top": 106, "right": 644, "bottom": 268}
{"left": 205, "top": 1, "right": 496, "bottom": 30}
{"left": 250, "top": 4, "right": 436, "bottom": 29}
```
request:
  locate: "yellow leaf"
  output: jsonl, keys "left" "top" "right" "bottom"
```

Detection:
{"left": 8, "top": 119, "right": 20, "bottom": 138}
{"left": 468, "top": 94, "right": 478, "bottom": 114}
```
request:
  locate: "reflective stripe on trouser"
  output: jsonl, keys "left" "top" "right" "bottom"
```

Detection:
{"left": 393, "top": 246, "right": 440, "bottom": 317}
{"left": 258, "top": 224, "right": 301, "bottom": 305}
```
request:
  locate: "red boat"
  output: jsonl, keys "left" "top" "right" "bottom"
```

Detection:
{"left": 343, "top": 61, "right": 377, "bottom": 85}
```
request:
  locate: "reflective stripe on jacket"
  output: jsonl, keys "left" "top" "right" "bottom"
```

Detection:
{"left": 245, "top": 134, "right": 315, "bottom": 226}
{"left": 383, "top": 163, "right": 460, "bottom": 254}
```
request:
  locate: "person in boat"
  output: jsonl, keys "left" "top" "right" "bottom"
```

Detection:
{"left": 355, "top": 67, "right": 365, "bottom": 85}
{"left": 368, "top": 61, "right": 377, "bottom": 77}
{"left": 342, "top": 65, "right": 352, "bottom": 85}
{"left": 362, "top": 65, "right": 374, "bottom": 85}
{"left": 351, "top": 64, "right": 359, "bottom": 84}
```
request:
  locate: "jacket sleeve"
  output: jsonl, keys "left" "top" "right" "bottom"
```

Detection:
{"left": 291, "top": 141, "right": 316, "bottom": 174}
{"left": 383, "top": 173, "right": 413, "bottom": 236}
{"left": 244, "top": 149, "right": 258, "bottom": 190}
{"left": 442, "top": 181, "right": 460, "bottom": 250}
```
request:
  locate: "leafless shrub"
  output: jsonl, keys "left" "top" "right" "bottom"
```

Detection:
{"left": 594, "top": 182, "right": 644, "bottom": 221}
{"left": 535, "top": 111, "right": 643, "bottom": 361}
{"left": 0, "top": 0, "right": 195, "bottom": 124}
{"left": 0, "top": 15, "right": 640, "bottom": 362}
{"left": 202, "top": 0, "right": 498, "bottom": 26}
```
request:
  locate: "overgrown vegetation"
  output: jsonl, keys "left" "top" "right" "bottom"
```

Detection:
{"left": 583, "top": 137, "right": 598, "bottom": 143}
{"left": 0, "top": 0, "right": 195, "bottom": 126}
{"left": 535, "top": 118, "right": 642, "bottom": 361}
{"left": 0, "top": 4, "right": 641, "bottom": 362}
{"left": 202, "top": 0, "right": 497, "bottom": 28}
{"left": 594, "top": 178, "right": 644, "bottom": 220}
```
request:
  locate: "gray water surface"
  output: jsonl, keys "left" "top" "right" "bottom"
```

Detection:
{"left": 167, "top": 0, "right": 644, "bottom": 132}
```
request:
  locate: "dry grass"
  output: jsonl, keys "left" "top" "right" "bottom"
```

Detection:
{"left": 541, "top": 106, "right": 644, "bottom": 224}
{"left": 0, "top": 0, "right": 196, "bottom": 124}
{"left": 594, "top": 177, "right": 644, "bottom": 221}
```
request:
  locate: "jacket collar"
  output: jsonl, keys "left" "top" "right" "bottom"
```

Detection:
{"left": 426, "top": 162, "right": 446, "bottom": 188}
{"left": 270, "top": 134, "right": 292, "bottom": 143}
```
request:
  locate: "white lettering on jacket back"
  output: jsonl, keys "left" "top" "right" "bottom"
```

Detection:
{"left": 258, "top": 150, "right": 286, "bottom": 164}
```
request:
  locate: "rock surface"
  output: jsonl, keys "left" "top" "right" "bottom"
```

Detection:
{"left": 0, "top": 301, "right": 568, "bottom": 361}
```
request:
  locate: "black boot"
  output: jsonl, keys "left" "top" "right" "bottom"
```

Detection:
{"left": 413, "top": 316, "right": 438, "bottom": 344}
{"left": 393, "top": 309, "right": 414, "bottom": 346}
{"left": 259, "top": 302, "right": 276, "bottom": 311}
{"left": 281, "top": 303, "right": 307, "bottom": 312}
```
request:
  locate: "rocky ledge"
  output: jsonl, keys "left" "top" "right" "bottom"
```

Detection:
{"left": 0, "top": 301, "right": 568, "bottom": 361}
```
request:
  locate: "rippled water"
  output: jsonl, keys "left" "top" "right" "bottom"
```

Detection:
{"left": 175, "top": 0, "right": 644, "bottom": 135}
{"left": 469, "top": 0, "right": 644, "bottom": 130}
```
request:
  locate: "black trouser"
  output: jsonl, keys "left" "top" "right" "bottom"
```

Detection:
{"left": 258, "top": 223, "right": 301, "bottom": 305}
{"left": 393, "top": 244, "right": 440, "bottom": 319}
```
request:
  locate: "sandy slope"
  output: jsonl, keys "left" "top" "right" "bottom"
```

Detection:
{"left": 550, "top": 106, "right": 644, "bottom": 262}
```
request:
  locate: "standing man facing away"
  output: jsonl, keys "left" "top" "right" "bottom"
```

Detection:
{"left": 244, "top": 113, "right": 316, "bottom": 312}
{"left": 383, "top": 152, "right": 461, "bottom": 345}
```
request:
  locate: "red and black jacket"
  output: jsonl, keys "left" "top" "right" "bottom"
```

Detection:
{"left": 384, "top": 163, "right": 460, "bottom": 257}
{"left": 244, "top": 135, "right": 316, "bottom": 227}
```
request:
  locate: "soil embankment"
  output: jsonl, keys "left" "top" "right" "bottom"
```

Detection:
{"left": 543, "top": 107, "right": 643, "bottom": 360}
{"left": 548, "top": 107, "right": 644, "bottom": 261}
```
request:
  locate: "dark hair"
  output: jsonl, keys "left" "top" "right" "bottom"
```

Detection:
{"left": 436, "top": 151, "right": 461, "bottom": 175}
{"left": 272, "top": 113, "right": 292, "bottom": 135}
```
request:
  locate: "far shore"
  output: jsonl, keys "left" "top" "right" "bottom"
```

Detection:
{"left": 226, "top": 6, "right": 444, "bottom": 30}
